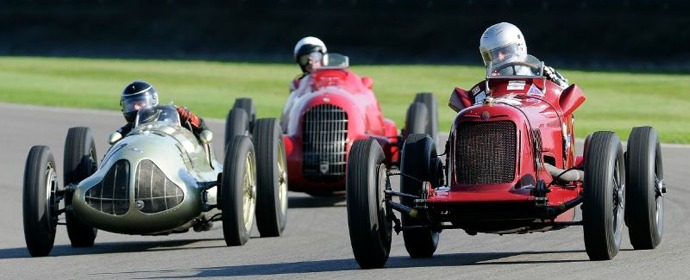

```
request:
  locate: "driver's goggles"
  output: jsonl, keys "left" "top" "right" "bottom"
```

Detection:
{"left": 123, "top": 95, "right": 155, "bottom": 112}
{"left": 298, "top": 52, "right": 323, "bottom": 66}
{"left": 482, "top": 43, "right": 520, "bottom": 65}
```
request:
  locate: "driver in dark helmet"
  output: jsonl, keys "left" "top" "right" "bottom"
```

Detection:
{"left": 289, "top": 36, "right": 327, "bottom": 91}
{"left": 449, "top": 22, "right": 569, "bottom": 112}
{"left": 109, "top": 80, "right": 210, "bottom": 144}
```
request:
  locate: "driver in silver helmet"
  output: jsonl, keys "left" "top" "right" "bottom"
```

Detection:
{"left": 449, "top": 22, "right": 569, "bottom": 112}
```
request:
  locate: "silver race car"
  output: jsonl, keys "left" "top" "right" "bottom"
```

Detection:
{"left": 23, "top": 104, "right": 288, "bottom": 257}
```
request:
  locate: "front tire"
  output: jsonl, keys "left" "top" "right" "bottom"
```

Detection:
{"left": 23, "top": 146, "right": 59, "bottom": 257}
{"left": 583, "top": 131, "right": 625, "bottom": 260}
{"left": 64, "top": 127, "right": 98, "bottom": 247}
{"left": 400, "top": 133, "right": 439, "bottom": 258}
{"left": 254, "top": 118, "right": 289, "bottom": 237}
{"left": 221, "top": 136, "right": 257, "bottom": 246}
{"left": 347, "top": 139, "right": 392, "bottom": 269}
{"left": 626, "top": 126, "right": 664, "bottom": 249}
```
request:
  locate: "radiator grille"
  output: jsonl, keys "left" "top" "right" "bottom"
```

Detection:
{"left": 302, "top": 104, "right": 348, "bottom": 182}
{"left": 135, "top": 160, "right": 184, "bottom": 213}
{"left": 85, "top": 160, "right": 130, "bottom": 215}
{"left": 455, "top": 121, "right": 516, "bottom": 184}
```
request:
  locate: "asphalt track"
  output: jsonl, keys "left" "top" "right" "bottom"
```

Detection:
{"left": 0, "top": 103, "right": 688, "bottom": 279}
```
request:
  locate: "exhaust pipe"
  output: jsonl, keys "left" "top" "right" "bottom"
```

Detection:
{"left": 545, "top": 163, "right": 584, "bottom": 182}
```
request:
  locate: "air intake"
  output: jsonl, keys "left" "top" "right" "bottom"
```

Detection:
{"left": 455, "top": 121, "right": 516, "bottom": 184}
{"left": 302, "top": 104, "right": 348, "bottom": 182}
{"left": 85, "top": 160, "right": 130, "bottom": 215}
{"left": 135, "top": 159, "right": 184, "bottom": 213}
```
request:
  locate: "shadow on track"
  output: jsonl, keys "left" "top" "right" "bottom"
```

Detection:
{"left": 0, "top": 238, "right": 226, "bottom": 259}
{"left": 124, "top": 250, "right": 589, "bottom": 278}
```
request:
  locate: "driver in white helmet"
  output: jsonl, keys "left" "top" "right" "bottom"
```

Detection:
{"left": 290, "top": 36, "right": 327, "bottom": 91}
{"left": 449, "top": 22, "right": 569, "bottom": 112}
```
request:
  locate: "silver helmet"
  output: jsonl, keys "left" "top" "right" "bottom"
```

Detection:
{"left": 479, "top": 22, "right": 527, "bottom": 68}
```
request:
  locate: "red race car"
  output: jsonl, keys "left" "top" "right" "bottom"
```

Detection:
{"left": 346, "top": 55, "right": 666, "bottom": 268}
{"left": 274, "top": 53, "right": 439, "bottom": 197}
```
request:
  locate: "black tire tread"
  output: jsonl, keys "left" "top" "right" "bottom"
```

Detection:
{"left": 23, "top": 146, "right": 57, "bottom": 257}
{"left": 64, "top": 127, "right": 98, "bottom": 247}
{"left": 626, "top": 126, "right": 664, "bottom": 249}
{"left": 222, "top": 136, "right": 256, "bottom": 246}
{"left": 400, "top": 133, "right": 439, "bottom": 258}
{"left": 583, "top": 131, "right": 624, "bottom": 260}
{"left": 347, "top": 139, "right": 391, "bottom": 269}
{"left": 224, "top": 108, "right": 249, "bottom": 151}
{"left": 254, "top": 118, "right": 288, "bottom": 237}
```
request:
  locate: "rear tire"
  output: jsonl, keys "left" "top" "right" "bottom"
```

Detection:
{"left": 254, "top": 118, "right": 289, "bottom": 237}
{"left": 233, "top": 98, "right": 256, "bottom": 130}
{"left": 64, "top": 127, "right": 98, "bottom": 247}
{"left": 347, "top": 139, "right": 392, "bottom": 269}
{"left": 23, "top": 146, "right": 59, "bottom": 257}
{"left": 221, "top": 136, "right": 257, "bottom": 246}
{"left": 400, "top": 133, "right": 439, "bottom": 258}
{"left": 403, "top": 102, "right": 429, "bottom": 140}
{"left": 583, "top": 131, "right": 625, "bottom": 260}
{"left": 413, "top": 92, "right": 439, "bottom": 148}
{"left": 626, "top": 126, "right": 664, "bottom": 249}
{"left": 224, "top": 108, "right": 249, "bottom": 151}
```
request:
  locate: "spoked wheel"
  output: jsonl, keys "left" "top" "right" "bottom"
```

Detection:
{"left": 626, "top": 126, "right": 665, "bottom": 249}
{"left": 583, "top": 131, "right": 626, "bottom": 260}
{"left": 221, "top": 136, "right": 257, "bottom": 246}
{"left": 23, "top": 146, "right": 59, "bottom": 257}
{"left": 254, "top": 118, "right": 289, "bottom": 237}
{"left": 346, "top": 139, "right": 392, "bottom": 269}
{"left": 64, "top": 127, "right": 98, "bottom": 247}
{"left": 400, "top": 133, "right": 439, "bottom": 258}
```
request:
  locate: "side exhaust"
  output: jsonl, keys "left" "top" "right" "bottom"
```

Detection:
{"left": 545, "top": 163, "right": 584, "bottom": 182}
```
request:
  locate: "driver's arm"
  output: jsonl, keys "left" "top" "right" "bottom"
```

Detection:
{"left": 116, "top": 123, "right": 133, "bottom": 136}
{"left": 109, "top": 123, "right": 133, "bottom": 144}
{"left": 176, "top": 106, "right": 209, "bottom": 135}
{"left": 543, "top": 65, "right": 569, "bottom": 88}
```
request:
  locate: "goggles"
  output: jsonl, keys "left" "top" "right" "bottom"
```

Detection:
{"left": 123, "top": 95, "right": 156, "bottom": 113}
{"left": 298, "top": 51, "right": 323, "bottom": 66}
{"left": 481, "top": 43, "right": 521, "bottom": 66}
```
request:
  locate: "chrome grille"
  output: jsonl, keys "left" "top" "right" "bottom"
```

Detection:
{"left": 455, "top": 121, "right": 516, "bottom": 184}
{"left": 85, "top": 160, "right": 130, "bottom": 215}
{"left": 302, "top": 104, "right": 348, "bottom": 182}
{"left": 135, "top": 160, "right": 184, "bottom": 213}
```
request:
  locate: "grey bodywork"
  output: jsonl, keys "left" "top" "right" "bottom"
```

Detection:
{"left": 71, "top": 105, "right": 222, "bottom": 235}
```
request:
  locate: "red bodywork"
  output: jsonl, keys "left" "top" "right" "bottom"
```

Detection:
{"left": 430, "top": 75, "right": 586, "bottom": 233}
{"left": 281, "top": 67, "right": 399, "bottom": 194}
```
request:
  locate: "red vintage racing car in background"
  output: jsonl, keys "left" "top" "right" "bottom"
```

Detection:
{"left": 346, "top": 55, "right": 666, "bottom": 268}
{"left": 276, "top": 53, "right": 439, "bottom": 197}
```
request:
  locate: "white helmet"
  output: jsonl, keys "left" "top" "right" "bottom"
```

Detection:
{"left": 293, "top": 36, "right": 327, "bottom": 62}
{"left": 479, "top": 22, "right": 527, "bottom": 67}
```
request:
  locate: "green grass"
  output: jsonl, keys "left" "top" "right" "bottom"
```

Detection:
{"left": 1, "top": 56, "right": 689, "bottom": 143}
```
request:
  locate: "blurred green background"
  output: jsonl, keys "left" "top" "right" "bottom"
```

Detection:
{"left": 1, "top": 56, "right": 688, "bottom": 143}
